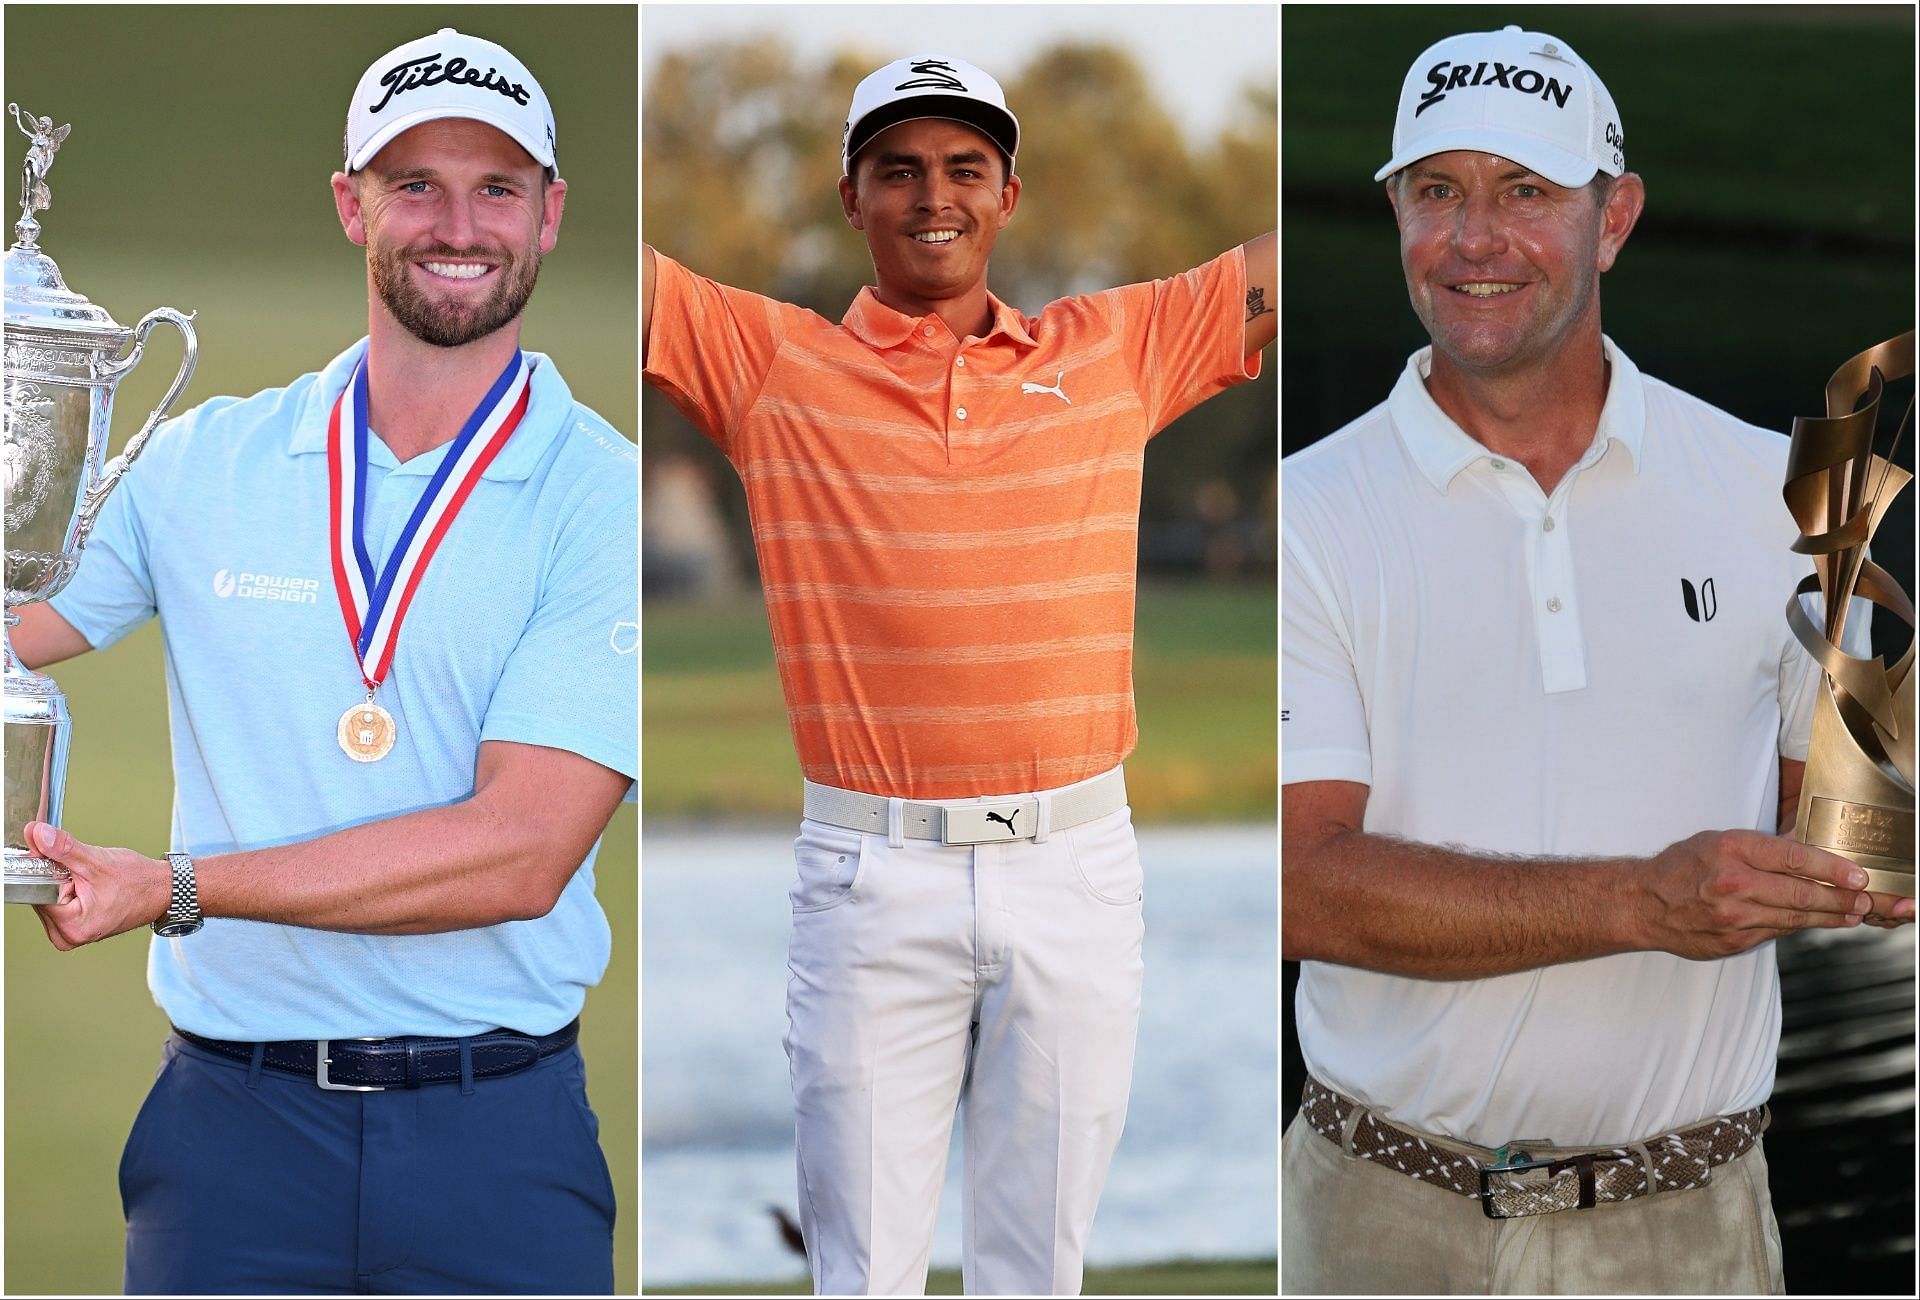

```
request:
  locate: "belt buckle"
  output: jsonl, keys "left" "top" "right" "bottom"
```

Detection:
{"left": 316, "top": 1038, "right": 387, "bottom": 1092}
{"left": 1478, "top": 1148, "right": 1555, "bottom": 1219}
{"left": 942, "top": 800, "right": 1033, "bottom": 845}
{"left": 1480, "top": 1145, "right": 1633, "bottom": 1219}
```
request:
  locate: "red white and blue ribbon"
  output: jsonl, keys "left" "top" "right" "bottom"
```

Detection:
{"left": 325, "top": 349, "right": 532, "bottom": 691}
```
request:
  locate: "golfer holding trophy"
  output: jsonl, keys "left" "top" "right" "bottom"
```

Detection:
{"left": 3, "top": 24, "right": 637, "bottom": 1291}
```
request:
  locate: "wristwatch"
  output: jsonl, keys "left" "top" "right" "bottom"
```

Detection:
{"left": 152, "top": 852, "right": 203, "bottom": 938}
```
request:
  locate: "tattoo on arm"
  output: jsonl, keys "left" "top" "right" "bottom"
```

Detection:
{"left": 1245, "top": 286, "right": 1272, "bottom": 322}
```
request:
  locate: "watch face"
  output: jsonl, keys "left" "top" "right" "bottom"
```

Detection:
{"left": 153, "top": 919, "right": 203, "bottom": 938}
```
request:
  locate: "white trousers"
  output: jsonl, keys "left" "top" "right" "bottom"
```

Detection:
{"left": 783, "top": 789, "right": 1145, "bottom": 1297}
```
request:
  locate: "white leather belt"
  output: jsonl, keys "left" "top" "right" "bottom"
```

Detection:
{"left": 802, "top": 768, "right": 1127, "bottom": 845}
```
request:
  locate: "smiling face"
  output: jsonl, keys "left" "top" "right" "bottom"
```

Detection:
{"left": 837, "top": 118, "right": 1020, "bottom": 328}
{"left": 1388, "top": 151, "right": 1641, "bottom": 379}
{"left": 333, "top": 118, "right": 566, "bottom": 349}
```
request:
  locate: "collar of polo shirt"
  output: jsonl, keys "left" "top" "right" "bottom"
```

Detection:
{"left": 1388, "top": 335, "right": 1648, "bottom": 492}
{"left": 841, "top": 285, "right": 1039, "bottom": 351}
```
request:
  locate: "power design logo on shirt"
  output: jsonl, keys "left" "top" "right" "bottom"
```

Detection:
{"left": 213, "top": 568, "right": 321, "bottom": 604}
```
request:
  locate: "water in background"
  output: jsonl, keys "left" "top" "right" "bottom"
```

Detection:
{"left": 643, "top": 825, "right": 1277, "bottom": 1287}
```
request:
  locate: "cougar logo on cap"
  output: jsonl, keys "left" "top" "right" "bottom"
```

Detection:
{"left": 896, "top": 59, "right": 968, "bottom": 93}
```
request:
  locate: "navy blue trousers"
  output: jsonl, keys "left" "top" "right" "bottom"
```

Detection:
{"left": 120, "top": 1033, "right": 616, "bottom": 1295}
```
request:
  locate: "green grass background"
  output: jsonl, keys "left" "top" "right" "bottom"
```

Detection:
{"left": 4, "top": 6, "right": 638, "bottom": 1294}
{"left": 643, "top": 582, "right": 1276, "bottom": 823}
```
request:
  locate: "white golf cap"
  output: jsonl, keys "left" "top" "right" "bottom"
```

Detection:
{"left": 1374, "top": 26, "right": 1624, "bottom": 188}
{"left": 346, "top": 28, "right": 556, "bottom": 175}
{"left": 842, "top": 56, "right": 1020, "bottom": 178}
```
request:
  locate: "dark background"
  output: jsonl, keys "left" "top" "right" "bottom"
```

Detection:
{"left": 1281, "top": 5, "right": 1915, "bottom": 1293}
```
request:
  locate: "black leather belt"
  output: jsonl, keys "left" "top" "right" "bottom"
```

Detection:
{"left": 173, "top": 1019, "right": 579, "bottom": 1091}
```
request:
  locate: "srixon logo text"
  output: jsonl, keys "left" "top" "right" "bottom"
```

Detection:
{"left": 1416, "top": 60, "right": 1573, "bottom": 117}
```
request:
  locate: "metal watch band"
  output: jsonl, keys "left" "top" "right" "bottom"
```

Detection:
{"left": 152, "top": 851, "right": 202, "bottom": 937}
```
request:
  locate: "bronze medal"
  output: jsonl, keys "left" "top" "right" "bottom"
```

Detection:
{"left": 337, "top": 699, "right": 397, "bottom": 763}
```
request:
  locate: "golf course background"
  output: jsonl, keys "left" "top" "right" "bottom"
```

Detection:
{"left": 4, "top": 7, "right": 637, "bottom": 1294}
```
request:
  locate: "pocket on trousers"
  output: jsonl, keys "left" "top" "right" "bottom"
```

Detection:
{"left": 1067, "top": 808, "right": 1144, "bottom": 905}
{"left": 790, "top": 822, "right": 867, "bottom": 913}
{"left": 119, "top": 1040, "right": 183, "bottom": 1217}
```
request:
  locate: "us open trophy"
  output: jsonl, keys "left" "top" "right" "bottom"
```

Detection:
{"left": 4, "top": 106, "right": 197, "bottom": 903}
{"left": 1782, "top": 332, "right": 1915, "bottom": 899}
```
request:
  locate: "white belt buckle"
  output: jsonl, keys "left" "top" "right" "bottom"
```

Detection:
{"left": 942, "top": 801, "right": 1033, "bottom": 844}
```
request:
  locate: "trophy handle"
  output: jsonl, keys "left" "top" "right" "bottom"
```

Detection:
{"left": 77, "top": 307, "right": 198, "bottom": 547}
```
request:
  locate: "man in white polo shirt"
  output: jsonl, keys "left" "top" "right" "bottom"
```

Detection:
{"left": 1280, "top": 25, "right": 1912, "bottom": 1294}
{"left": 9, "top": 29, "right": 636, "bottom": 1293}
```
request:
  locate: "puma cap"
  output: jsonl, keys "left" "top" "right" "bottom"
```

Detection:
{"left": 347, "top": 28, "right": 557, "bottom": 175}
{"left": 843, "top": 56, "right": 1020, "bottom": 178}
{"left": 1375, "top": 26, "right": 1623, "bottom": 188}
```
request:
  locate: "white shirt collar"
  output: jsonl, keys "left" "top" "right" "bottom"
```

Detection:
{"left": 1388, "top": 335, "right": 1648, "bottom": 492}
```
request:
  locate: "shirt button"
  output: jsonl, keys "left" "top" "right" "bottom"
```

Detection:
{"left": 922, "top": 325, "right": 936, "bottom": 338}
{"left": 1542, "top": 516, "right": 1556, "bottom": 532}
{"left": 1490, "top": 458, "right": 1506, "bottom": 470}
{"left": 956, "top": 407, "right": 968, "bottom": 421}
{"left": 1546, "top": 597, "right": 1563, "bottom": 613}
{"left": 955, "top": 356, "right": 966, "bottom": 367}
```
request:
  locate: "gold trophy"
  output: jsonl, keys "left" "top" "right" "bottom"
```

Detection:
{"left": 1783, "top": 333, "right": 1914, "bottom": 897}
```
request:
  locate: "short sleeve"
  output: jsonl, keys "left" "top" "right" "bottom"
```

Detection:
{"left": 480, "top": 459, "right": 638, "bottom": 784}
{"left": 47, "top": 431, "right": 163, "bottom": 651}
{"left": 1281, "top": 511, "right": 1372, "bottom": 787}
{"left": 641, "top": 252, "right": 792, "bottom": 459}
{"left": 1092, "top": 245, "right": 1262, "bottom": 436}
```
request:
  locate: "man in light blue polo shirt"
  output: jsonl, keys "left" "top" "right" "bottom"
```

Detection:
{"left": 10, "top": 29, "right": 636, "bottom": 1295}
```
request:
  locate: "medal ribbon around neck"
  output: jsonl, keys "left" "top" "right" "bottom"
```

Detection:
{"left": 326, "top": 349, "right": 532, "bottom": 693}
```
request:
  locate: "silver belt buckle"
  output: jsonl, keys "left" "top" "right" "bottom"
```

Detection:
{"left": 316, "top": 1038, "right": 387, "bottom": 1091}
{"left": 942, "top": 800, "right": 1033, "bottom": 844}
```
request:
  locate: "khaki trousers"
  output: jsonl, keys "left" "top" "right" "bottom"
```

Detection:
{"left": 1281, "top": 1110, "right": 1785, "bottom": 1295}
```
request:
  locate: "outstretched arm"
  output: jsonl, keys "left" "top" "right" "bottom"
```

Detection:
{"left": 1241, "top": 231, "right": 1276, "bottom": 357}
{"left": 642, "top": 243, "right": 656, "bottom": 365}
{"left": 28, "top": 739, "right": 631, "bottom": 948}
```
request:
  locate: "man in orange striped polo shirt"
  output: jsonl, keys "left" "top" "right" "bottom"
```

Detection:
{"left": 644, "top": 55, "right": 1274, "bottom": 1296}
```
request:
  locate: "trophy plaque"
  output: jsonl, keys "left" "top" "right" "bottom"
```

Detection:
{"left": 4, "top": 105, "right": 197, "bottom": 904}
{"left": 1782, "top": 332, "right": 1915, "bottom": 899}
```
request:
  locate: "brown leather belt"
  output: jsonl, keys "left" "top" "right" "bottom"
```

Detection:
{"left": 1300, "top": 1077, "right": 1768, "bottom": 1220}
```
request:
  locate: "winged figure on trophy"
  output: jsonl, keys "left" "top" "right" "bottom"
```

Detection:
{"left": 10, "top": 103, "right": 70, "bottom": 244}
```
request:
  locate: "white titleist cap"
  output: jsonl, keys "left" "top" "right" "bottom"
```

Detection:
{"left": 842, "top": 56, "right": 1020, "bottom": 178}
{"left": 1374, "top": 26, "right": 1623, "bottom": 188}
{"left": 346, "top": 28, "right": 556, "bottom": 174}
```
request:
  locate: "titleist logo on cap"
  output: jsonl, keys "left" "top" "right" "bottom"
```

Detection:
{"left": 1416, "top": 59, "right": 1573, "bottom": 117}
{"left": 369, "top": 53, "right": 532, "bottom": 115}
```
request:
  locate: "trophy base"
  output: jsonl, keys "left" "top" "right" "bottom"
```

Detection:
{"left": 4, "top": 855, "right": 68, "bottom": 905}
{"left": 1855, "top": 865, "right": 1915, "bottom": 900}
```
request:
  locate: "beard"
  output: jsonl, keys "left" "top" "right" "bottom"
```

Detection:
{"left": 369, "top": 237, "right": 542, "bottom": 349}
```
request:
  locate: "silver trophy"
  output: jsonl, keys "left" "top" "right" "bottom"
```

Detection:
{"left": 4, "top": 106, "right": 197, "bottom": 903}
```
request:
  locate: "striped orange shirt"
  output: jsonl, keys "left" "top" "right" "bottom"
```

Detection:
{"left": 644, "top": 248, "right": 1258, "bottom": 798}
